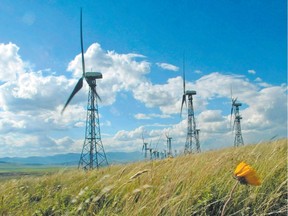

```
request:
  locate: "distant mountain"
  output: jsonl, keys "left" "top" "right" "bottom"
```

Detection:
{"left": 0, "top": 152, "right": 143, "bottom": 166}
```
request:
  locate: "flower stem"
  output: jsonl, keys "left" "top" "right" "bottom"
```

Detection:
{"left": 221, "top": 181, "right": 239, "bottom": 216}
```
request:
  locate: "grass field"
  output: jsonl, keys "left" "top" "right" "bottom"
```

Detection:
{"left": 0, "top": 163, "right": 74, "bottom": 182}
{"left": 0, "top": 139, "right": 286, "bottom": 215}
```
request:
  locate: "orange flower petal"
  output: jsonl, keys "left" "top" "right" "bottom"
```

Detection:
{"left": 234, "top": 161, "right": 253, "bottom": 177}
{"left": 237, "top": 165, "right": 254, "bottom": 177}
{"left": 234, "top": 161, "right": 261, "bottom": 186}
{"left": 234, "top": 161, "right": 247, "bottom": 175}
{"left": 245, "top": 172, "right": 261, "bottom": 186}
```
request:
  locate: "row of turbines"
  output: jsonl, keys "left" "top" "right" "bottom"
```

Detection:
{"left": 140, "top": 57, "right": 244, "bottom": 160}
{"left": 61, "top": 10, "right": 244, "bottom": 169}
{"left": 141, "top": 133, "right": 175, "bottom": 160}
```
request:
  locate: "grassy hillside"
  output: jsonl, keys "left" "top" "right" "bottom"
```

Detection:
{"left": 0, "top": 139, "right": 286, "bottom": 215}
{"left": 0, "top": 163, "right": 72, "bottom": 181}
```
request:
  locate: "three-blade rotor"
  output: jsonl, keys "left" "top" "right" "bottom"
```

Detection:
{"left": 62, "top": 9, "right": 101, "bottom": 114}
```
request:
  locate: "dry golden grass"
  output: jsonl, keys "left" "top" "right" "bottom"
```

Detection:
{"left": 0, "top": 139, "right": 286, "bottom": 215}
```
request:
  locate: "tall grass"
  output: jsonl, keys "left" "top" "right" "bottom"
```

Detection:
{"left": 0, "top": 139, "right": 286, "bottom": 215}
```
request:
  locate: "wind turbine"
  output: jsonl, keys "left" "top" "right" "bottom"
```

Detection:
{"left": 165, "top": 133, "right": 173, "bottom": 157}
{"left": 230, "top": 89, "right": 244, "bottom": 147}
{"left": 61, "top": 9, "right": 108, "bottom": 170}
{"left": 141, "top": 133, "right": 149, "bottom": 159}
{"left": 180, "top": 54, "right": 200, "bottom": 154}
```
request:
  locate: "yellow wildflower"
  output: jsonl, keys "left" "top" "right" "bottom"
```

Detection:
{"left": 234, "top": 161, "right": 261, "bottom": 186}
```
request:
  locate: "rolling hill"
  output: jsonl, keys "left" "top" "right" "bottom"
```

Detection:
{"left": 0, "top": 139, "right": 286, "bottom": 215}
{"left": 0, "top": 151, "right": 143, "bottom": 166}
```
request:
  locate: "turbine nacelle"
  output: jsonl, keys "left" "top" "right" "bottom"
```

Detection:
{"left": 234, "top": 102, "right": 242, "bottom": 107}
{"left": 185, "top": 90, "right": 196, "bottom": 96}
{"left": 85, "top": 72, "right": 103, "bottom": 80}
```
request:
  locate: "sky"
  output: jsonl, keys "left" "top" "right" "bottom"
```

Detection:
{"left": 0, "top": 0, "right": 286, "bottom": 158}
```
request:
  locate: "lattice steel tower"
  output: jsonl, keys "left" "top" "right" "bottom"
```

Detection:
{"left": 183, "top": 91, "right": 200, "bottom": 153}
{"left": 78, "top": 73, "right": 108, "bottom": 169}
{"left": 231, "top": 99, "right": 244, "bottom": 147}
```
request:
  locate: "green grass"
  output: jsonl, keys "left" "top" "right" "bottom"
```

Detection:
{"left": 0, "top": 139, "right": 286, "bottom": 215}
{"left": 0, "top": 164, "right": 75, "bottom": 182}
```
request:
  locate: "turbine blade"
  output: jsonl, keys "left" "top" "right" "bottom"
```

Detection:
{"left": 80, "top": 8, "right": 85, "bottom": 77}
{"left": 180, "top": 94, "right": 186, "bottom": 117}
{"left": 230, "top": 106, "right": 234, "bottom": 130}
{"left": 183, "top": 53, "right": 186, "bottom": 94}
{"left": 91, "top": 86, "right": 102, "bottom": 102}
{"left": 61, "top": 78, "right": 83, "bottom": 114}
{"left": 230, "top": 85, "right": 233, "bottom": 100}
{"left": 232, "top": 119, "right": 236, "bottom": 131}
{"left": 85, "top": 78, "right": 102, "bottom": 102}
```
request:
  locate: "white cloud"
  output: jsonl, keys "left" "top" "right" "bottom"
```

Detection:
{"left": 248, "top": 69, "right": 256, "bottom": 75}
{"left": 255, "top": 77, "right": 262, "bottom": 82}
{"left": 242, "top": 85, "right": 287, "bottom": 130}
{"left": 156, "top": 62, "right": 179, "bottom": 71}
{"left": 0, "top": 42, "right": 286, "bottom": 157}
{"left": 0, "top": 43, "right": 27, "bottom": 82}
{"left": 133, "top": 76, "right": 183, "bottom": 114}
{"left": 198, "top": 110, "right": 224, "bottom": 123}
{"left": 67, "top": 43, "right": 150, "bottom": 106}
{"left": 254, "top": 77, "right": 271, "bottom": 87}
{"left": 197, "top": 110, "right": 227, "bottom": 133}
{"left": 134, "top": 113, "right": 151, "bottom": 120}
{"left": 134, "top": 113, "right": 171, "bottom": 120}
{"left": 114, "top": 126, "right": 145, "bottom": 141}
{"left": 194, "top": 70, "right": 202, "bottom": 74}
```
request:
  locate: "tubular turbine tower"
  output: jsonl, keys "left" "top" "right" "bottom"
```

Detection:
{"left": 61, "top": 9, "right": 108, "bottom": 170}
{"left": 180, "top": 56, "right": 200, "bottom": 154}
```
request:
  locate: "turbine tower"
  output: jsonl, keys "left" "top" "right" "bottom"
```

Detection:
{"left": 180, "top": 56, "right": 200, "bottom": 154}
{"left": 230, "top": 97, "right": 244, "bottom": 147}
{"left": 142, "top": 141, "right": 149, "bottom": 159}
{"left": 62, "top": 9, "right": 108, "bottom": 170}
{"left": 141, "top": 133, "right": 151, "bottom": 159}
{"left": 196, "top": 129, "right": 200, "bottom": 150}
{"left": 166, "top": 134, "right": 173, "bottom": 157}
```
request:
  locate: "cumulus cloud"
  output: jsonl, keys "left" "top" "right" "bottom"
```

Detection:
{"left": 197, "top": 110, "right": 227, "bottom": 134}
{"left": 132, "top": 72, "right": 287, "bottom": 151}
{"left": 0, "top": 42, "right": 286, "bottom": 157}
{"left": 67, "top": 43, "right": 150, "bottom": 106}
{"left": 0, "top": 42, "right": 153, "bottom": 156}
{"left": 156, "top": 62, "right": 179, "bottom": 71}
{"left": 0, "top": 43, "right": 88, "bottom": 156}
{"left": 114, "top": 126, "right": 145, "bottom": 142}
{"left": 0, "top": 43, "right": 26, "bottom": 82}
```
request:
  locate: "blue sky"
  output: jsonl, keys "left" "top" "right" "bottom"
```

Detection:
{"left": 0, "top": 0, "right": 286, "bottom": 157}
